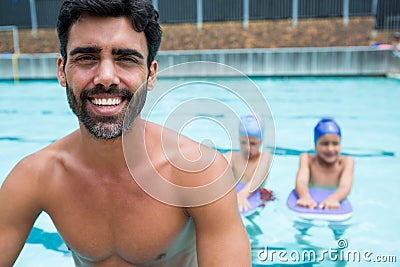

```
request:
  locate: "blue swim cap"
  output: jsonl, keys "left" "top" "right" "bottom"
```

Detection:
{"left": 314, "top": 118, "right": 341, "bottom": 144}
{"left": 239, "top": 114, "right": 264, "bottom": 140}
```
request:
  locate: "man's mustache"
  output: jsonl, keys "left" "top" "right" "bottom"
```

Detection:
{"left": 80, "top": 85, "right": 134, "bottom": 100}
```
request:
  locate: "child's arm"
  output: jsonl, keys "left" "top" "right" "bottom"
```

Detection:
{"left": 225, "top": 152, "right": 251, "bottom": 212}
{"left": 236, "top": 152, "right": 271, "bottom": 212}
{"left": 319, "top": 156, "right": 354, "bottom": 210}
{"left": 295, "top": 153, "right": 317, "bottom": 209}
{"left": 237, "top": 183, "right": 252, "bottom": 212}
{"left": 248, "top": 152, "right": 271, "bottom": 192}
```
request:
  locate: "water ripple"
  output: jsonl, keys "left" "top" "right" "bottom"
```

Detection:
{"left": 217, "top": 146, "right": 395, "bottom": 158}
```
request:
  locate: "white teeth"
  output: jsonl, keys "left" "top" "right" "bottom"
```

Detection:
{"left": 91, "top": 98, "right": 122, "bottom": 106}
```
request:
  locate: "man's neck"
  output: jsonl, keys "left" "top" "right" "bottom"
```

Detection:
{"left": 76, "top": 119, "right": 146, "bottom": 173}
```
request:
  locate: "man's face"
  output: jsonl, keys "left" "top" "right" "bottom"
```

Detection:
{"left": 57, "top": 14, "right": 157, "bottom": 139}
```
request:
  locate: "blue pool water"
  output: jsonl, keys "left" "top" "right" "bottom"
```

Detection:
{"left": 0, "top": 77, "right": 399, "bottom": 266}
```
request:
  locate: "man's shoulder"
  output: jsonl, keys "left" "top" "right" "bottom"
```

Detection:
{"left": 176, "top": 139, "right": 228, "bottom": 176}
{"left": 15, "top": 147, "right": 58, "bottom": 178}
{"left": 150, "top": 122, "right": 226, "bottom": 166}
{"left": 13, "top": 133, "right": 76, "bottom": 178}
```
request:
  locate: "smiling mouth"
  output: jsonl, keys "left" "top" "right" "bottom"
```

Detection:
{"left": 87, "top": 96, "right": 127, "bottom": 116}
{"left": 90, "top": 97, "right": 123, "bottom": 107}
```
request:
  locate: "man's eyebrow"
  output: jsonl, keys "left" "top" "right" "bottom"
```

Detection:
{"left": 69, "top": 46, "right": 101, "bottom": 57}
{"left": 112, "top": 48, "right": 144, "bottom": 59}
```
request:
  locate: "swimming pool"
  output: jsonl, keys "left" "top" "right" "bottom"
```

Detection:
{"left": 0, "top": 77, "right": 399, "bottom": 266}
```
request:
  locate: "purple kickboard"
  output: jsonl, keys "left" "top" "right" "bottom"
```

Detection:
{"left": 236, "top": 183, "right": 263, "bottom": 216}
{"left": 287, "top": 188, "right": 352, "bottom": 216}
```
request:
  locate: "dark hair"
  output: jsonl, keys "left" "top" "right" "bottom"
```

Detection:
{"left": 57, "top": 0, "right": 162, "bottom": 68}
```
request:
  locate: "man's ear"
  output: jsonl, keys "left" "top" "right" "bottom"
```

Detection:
{"left": 147, "top": 60, "right": 158, "bottom": 91}
{"left": 57, "top": 56, "right": 67, "bottom": 87}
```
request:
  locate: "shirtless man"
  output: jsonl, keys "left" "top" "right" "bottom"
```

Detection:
{"left": 295, "top": 118, "right": 354, "bottom": 210}
{"left": 0, "top": 1, "right": 251, "bottom": 266}
{"left": 226, "top": 114, "right": 272, "bottom": 213}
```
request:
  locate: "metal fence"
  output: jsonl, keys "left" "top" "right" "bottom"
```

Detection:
{"left": 0, "top": 0, "right": 399, "bottom": 29}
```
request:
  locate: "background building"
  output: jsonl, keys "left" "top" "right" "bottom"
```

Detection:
{"left": 1, "top": 0, "right": 400, "bottom": 53}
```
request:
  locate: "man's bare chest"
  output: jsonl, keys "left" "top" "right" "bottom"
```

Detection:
{"left": 44, "top": 174, "right": 192, "bottom": 265}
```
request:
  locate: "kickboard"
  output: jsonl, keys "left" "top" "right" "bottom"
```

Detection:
{"left": 286, "top": 188, "right": 352, "bottom": 221}
{"left": 236, "top": 183, "right": 264, "bottom": 217}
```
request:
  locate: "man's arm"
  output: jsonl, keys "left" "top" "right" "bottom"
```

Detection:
{"left": 295, "top": 153, "right": 316, "bottom": 209}
{"left": 225, "top": 151, "right": 233, "bottom": 165}
{"left": 0, "top": 156, "right": 43, "bottom": 267}
{"left": 319, "top": 156, "right": 354, "bottom": 209}
{"left": 189, "top": 190, "right": 251, "bottom": 266}
{"left": 188, "top": 155, "right": 251, "bottom": 266}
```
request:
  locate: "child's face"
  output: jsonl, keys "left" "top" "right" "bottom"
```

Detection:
{"left": 239, "top": 136, "right": 262, "bottom": 159}
{"left": 315, "top": 134, "right": 341, "bottom": 164}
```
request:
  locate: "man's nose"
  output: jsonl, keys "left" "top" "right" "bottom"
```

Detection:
{"left": 94, "top": 60, "right": 120, "bottom": 88}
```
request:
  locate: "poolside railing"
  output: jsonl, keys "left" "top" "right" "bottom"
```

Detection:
{"left": 1, "top": 46, "right": 399, "bottom": 80}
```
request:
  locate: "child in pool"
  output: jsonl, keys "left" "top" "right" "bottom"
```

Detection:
{"left": 226, "top": 114, "right": 274, "bottom": 213}
{"left": 295, "top": 118, "right": 354, "bottom": 210}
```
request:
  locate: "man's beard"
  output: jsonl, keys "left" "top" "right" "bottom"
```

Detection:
{"left": 66, "top": 83, "right": 147, "bottom": 140}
